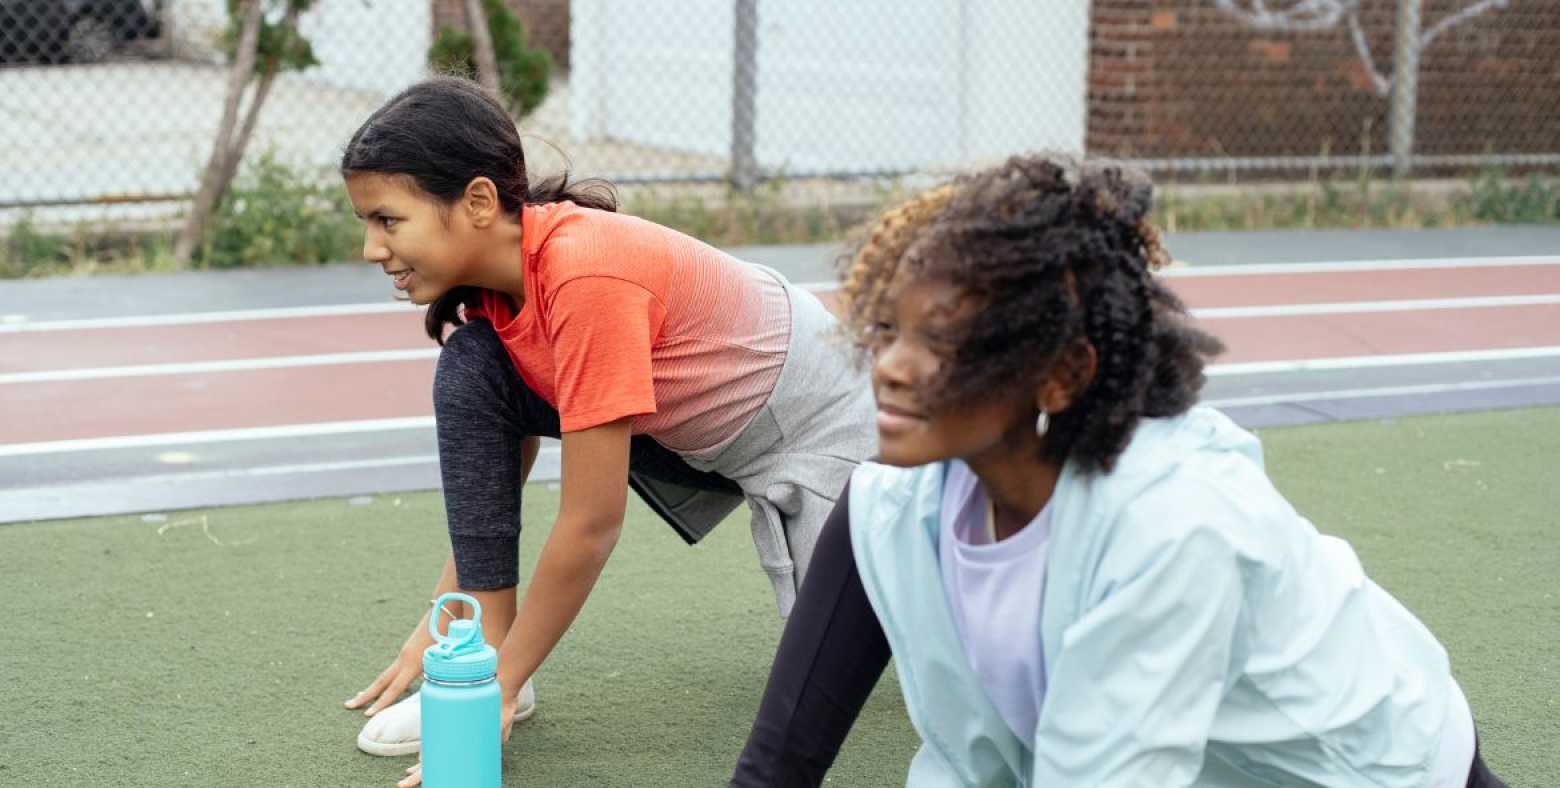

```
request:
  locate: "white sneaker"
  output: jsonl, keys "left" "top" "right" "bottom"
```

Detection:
{"left": 356, "top": 678, "right": 537, "bottom": 756}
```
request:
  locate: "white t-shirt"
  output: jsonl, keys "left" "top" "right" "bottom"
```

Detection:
{"left": 938, "top": 460, "right": 1053, "bottom": 742}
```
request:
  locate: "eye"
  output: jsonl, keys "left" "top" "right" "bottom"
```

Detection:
{"left": 922, "top": 329, "right": 960, "bottom": 357}
{"left": 380, "top": 216, "right": 400, "bottom": 229}
{"left": 865, "top": 320, "right": 897, "bottom": 352}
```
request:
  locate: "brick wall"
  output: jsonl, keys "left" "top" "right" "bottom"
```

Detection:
{"left": 1088, "top": 0, "right": 1559, "bottom": 161}
{"left": 431, "top": 0, "right": 570, "bottom": 71}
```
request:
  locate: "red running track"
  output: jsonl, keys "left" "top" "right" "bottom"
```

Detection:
{"left": 3, "top": 260, "right": 1557, "bottom": 447}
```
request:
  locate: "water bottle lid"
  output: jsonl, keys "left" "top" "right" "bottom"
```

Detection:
{"left": 423, "top": 593, "right": 498, "bottom": 683}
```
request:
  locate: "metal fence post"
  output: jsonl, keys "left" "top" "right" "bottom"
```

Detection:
{"left": 731, "top": 0, "right": 759, "bottom": 192}
{"left": 1389, "top": 0, "right": 1422, "bottom": 177}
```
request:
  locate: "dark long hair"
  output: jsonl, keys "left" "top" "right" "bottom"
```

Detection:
{"left": 341, "top": 77, "right": 617, "bottom": 343}
{"left": 840, "top": 155, "right": 1225, "bottom": 472}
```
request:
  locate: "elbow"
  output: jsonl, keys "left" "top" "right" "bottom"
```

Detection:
{"left": 572, "top": 512, "right": 626, "bottom": 560}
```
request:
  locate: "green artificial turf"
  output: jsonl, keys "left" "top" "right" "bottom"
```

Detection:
{"left": 2, "top": 407, "right": 1555, "bottom": 786}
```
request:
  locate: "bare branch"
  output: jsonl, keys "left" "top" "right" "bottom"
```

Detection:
{"left": 1421, "top": 0, "right": 1508, "bottom": 49}
{"left": 1215, "top": 0, "right": 1508, "bottom": 99}
{"left": 1211, "top": 0, "right": 1352, "bottom": 32}
{"left": 1347, "top": 10, "right": 1391, "bottom": 96}
{"left": 463, "top": 0, "right": 500, "bottom": 93}
{"left": 219, "top": 70, "right": 277, "bottom": 193}
{"left": 173, "top": 0, "right": 264, "bottom": 266}
{"left": 216, "top": 2, "right": 300, "bottom": 210}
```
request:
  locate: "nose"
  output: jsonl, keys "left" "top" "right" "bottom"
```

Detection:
{"left": 361, "top": 229, "right": 390, "bottom": 264}
{"left": 871, "top": 335, "right": 924, "bottom": 395}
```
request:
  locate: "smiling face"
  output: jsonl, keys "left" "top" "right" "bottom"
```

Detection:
{"left": 345, "top": 173, "right": 483, "bottom": 305}
{"left": 868, "top": 273, "right": 1041, "bottom": 468}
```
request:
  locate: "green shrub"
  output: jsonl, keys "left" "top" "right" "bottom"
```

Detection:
{"left": 199, "top": 151, "right": 360, "bottom": 269}
{"left": 1463, "top": 167, "right": 1560, "bottom": 224}
{"left": 624, "top": 185, "right": 869, "bottom": 248}
{"left": 0, "top": 213, "right": 69, "bottom": 277}
{"left": 0, "top": 213, "right": 178, "bottom": 279}
{"left": 429, "top": 0, "right": 552, "bottom": 117}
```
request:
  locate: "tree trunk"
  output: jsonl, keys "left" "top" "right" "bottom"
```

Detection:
{"left": 173, "top": 0, "right": 264, "bottom": 266}
{"left": 215, "top": 1, "right": 299, "bottom": 199}
{"left": 216, "top": 63, "right": 278, "bottom": 200}
{"left": 463, "top": 0, "right": 500, "bottom": 94}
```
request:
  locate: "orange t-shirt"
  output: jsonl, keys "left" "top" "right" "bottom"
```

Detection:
{"left": 465, "top": 201, "right": 790, "bottom": 452}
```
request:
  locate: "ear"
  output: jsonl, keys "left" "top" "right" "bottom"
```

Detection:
{"left": 1036, "top": 338, "right": 1098, "bottom": 415}
{"left": 460, "top": 177, "right": 501, "bottom": 229}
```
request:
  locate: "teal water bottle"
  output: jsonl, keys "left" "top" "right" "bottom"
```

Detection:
{"left": 422, "top": 592, "right": 501, "bottom": 788}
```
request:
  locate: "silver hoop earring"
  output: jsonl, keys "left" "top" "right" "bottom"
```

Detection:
{"left": 1035, "top": 410, "right": 1049, "bottom": 438}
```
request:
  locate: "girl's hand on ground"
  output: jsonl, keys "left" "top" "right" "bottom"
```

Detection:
{"left": 398, "top": 760, "right": 422, "bottom": 787}
{"left": 344, "top": 640, "right": 424, "bottom": 716}
{"left": 501, "top": 693, "right": 520, "bottom": 742}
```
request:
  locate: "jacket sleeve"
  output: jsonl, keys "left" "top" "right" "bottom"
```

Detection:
{"left": 1030, "top": 519, "right": 1243, "bottom": 787}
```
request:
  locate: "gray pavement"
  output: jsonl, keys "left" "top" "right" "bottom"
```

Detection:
{"left": 1203, "top": 356, "right": 1560, "bottom": 429}
{"left": 2, "top": 227, "right": 1557, "bottom": 524}
{"left": 729, "top": 226, "right": 1560, "bottom": 287}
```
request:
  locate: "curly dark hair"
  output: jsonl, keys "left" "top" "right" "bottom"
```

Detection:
{"left": 839, "top": 155, "right": 1225, "bottom": 473}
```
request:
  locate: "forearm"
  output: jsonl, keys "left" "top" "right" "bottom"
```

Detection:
{"left": 494, "top": 514, "right": 623, "bottom": 694}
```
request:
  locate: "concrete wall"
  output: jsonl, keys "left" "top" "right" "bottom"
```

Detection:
{"left": 166, "top": 0, "right": 430, "bottom": 96}
{"left": 569, "top": 0, "right": 1088, "bottom": 174}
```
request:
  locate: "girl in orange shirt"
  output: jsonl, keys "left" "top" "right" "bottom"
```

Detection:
{"left": 336, "top": 78, "right": 875, "bottom": 787}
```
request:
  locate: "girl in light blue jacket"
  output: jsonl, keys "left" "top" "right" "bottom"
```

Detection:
{"left": 730, "top": 156, "right": 1506, "bottom": 787}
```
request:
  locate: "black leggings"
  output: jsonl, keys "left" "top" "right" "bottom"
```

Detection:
{"left": 433, "top": 319, "right": 739, "bottom": 590}
{"left": 1467, "top": 741, "right": 1509, "bottom": 788}
{"left": 727, "top": 485, "right": 1510, "bottom": 788}
{"left": 730, "top": 483, "right": 890, "bottom": 787}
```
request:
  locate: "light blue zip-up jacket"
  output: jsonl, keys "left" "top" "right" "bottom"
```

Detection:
{"left": 849, "top": 406, "right": 1459, "bottom": 787}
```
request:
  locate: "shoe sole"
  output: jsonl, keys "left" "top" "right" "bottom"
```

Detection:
{"left": 357, "top": 733, "right": 422, "bottom": 758}
{"left": 356, "top": 699, "right": 538, "bottom": 757}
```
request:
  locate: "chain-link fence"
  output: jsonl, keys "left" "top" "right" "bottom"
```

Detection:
{"left": 1090, "top": 0, "right": 1560, "bottom": 175}
{"left": 1, "top": 0, "right": 1556, "bottom": 225}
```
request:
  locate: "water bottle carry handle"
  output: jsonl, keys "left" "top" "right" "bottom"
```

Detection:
{"left": 428, "top": 592, "right": 484, "bottom": 645}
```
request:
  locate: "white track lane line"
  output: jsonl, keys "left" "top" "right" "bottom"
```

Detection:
{"left": 8, "top": 340, "right": 1559, "bottom": 387}
{"left": 1158, "top": 255, "right": 1560, "bottom": 277}
{"left": 7, "top": 293, "right": 1557, "bottom": 384}
{"left": 1206, "top": 375, "right": 1560, "bottom": 409}
{"left": 0, "top": 417, "right": 434, "bottom": 457}
{"left": 1206, "top": 346, "right": 1560, "bottom": 376}
{"left": 0, "top": 302, "right": 417, "bottom": 333}
{"left": 50, "top": 375, "right": 1560, "bottom": 481}
{"left": 792, "top": 255, "right": 1560, "bottom": 290}
{"left": 8, "top": 348, "right": 1560, "bottom": 457}
{"left": 4, "top": 256, "right": 1554, "bottom": 334}
{"left": 0, "top": 348, "right": 440, "bottom": 384}
{"left": 1192, "top": 293, "right": 1560, "bottom": 319}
